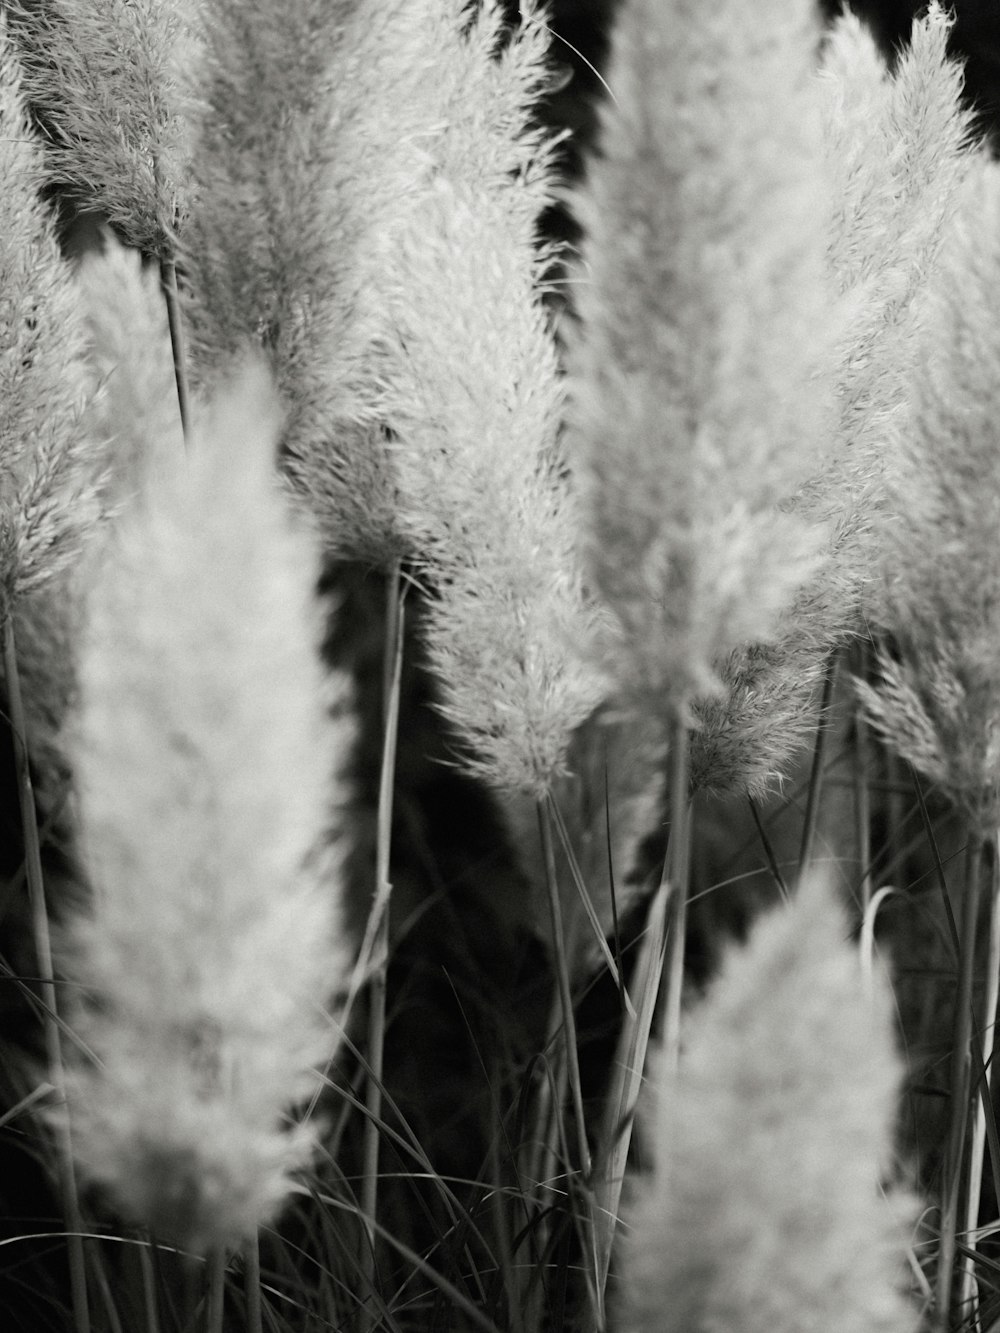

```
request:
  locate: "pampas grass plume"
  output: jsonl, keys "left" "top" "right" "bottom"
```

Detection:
{"left": 622, "top": 875, "right": 917, "bottom": 1332}
{"left": 857, "top": 156, "right": 1000, "bottom": 834}
{"left": 381, "top": 0, "right": 604, "bottom": 798}
{"left": 567, "top": 0, "right": 834, "bottom": 724}
{"left": 676, "top": 3, "right": 977, "bottom": 799}
{"left": 820, "top": 3, "right": 976, "bottom": 611}
{"left": 64, "top": 360, "right": 351, "bottom": 1252}
{"left": 0, "top": 16, "right": 100, "bottom": 622}
{"left": 77, "top": 236, "right": 184, "bottom": 504}
{"left": 183, "top": 0, "right": 447, "bottom": 565}
{"left": 9, "top": 239, "right": 181, "bottom": 803}
{"left": 7, "top": 0, "right": 196, "bottom": 254}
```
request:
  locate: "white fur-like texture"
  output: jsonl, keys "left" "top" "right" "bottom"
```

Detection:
{"left": 622, "top": 878, "right": 918, "bottom": 1332}
{"left": 567, "top": 0, "right": 836, "bottom": 724}
{"left": 858, "top": 158, "right": 1000, "bottom": 833}
{"left": 820, "top": 4, "right": 977, "bottom": 620}
{"left": 380, "top": 0, "right": 604, "bottom": 798}
{"left": 0, "top": 18, "right": 99, "bottom": 620}
{"left": 184, "top": 0, "right": 448, "bottom": 566}
{"left": 65, "top": 362, "right": 351, "bottom": 1251}
{"left": 7, "top": 0, "right": 196, "bottom": 254}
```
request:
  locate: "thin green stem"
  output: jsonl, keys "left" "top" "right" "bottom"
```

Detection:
{"left": 159, "top": 253, "right": 190, "bottom": 442}
{"left": 536, "top": 793, "right": 605, "bottom": 1325}
{"left": 360, "top": 561, "right": 404, "bottom": 1306}
{"left": 89, "top": 1245, "right": 124, "bottom": 1333}
{"left": 797, "top": 653, "right": 837, "bottom": 880}
{"left": 854, "top": 710, "right": 874, "bottom": 916}
{"left": 3, "top": 616, "right": 90, "bottom": 1333}
{"left": 851, "top": 639, "right": 875, "bottom": 918}
{"left": 206, "top": 1250, "right": 226, "bottom": 1333}
{"left": 663, "top": 714, "right": 691, "bottom": 1071}
{"left": 747, "top": 795, "right": 789, "bottom": 900}
{"left": 538, "top": 793, "right": 590, "bottom": 1179}
{"left": 959, "top": 838, "right": 1000, "bottom": 1330}
{"left": 593, "top": 881, "right": 669, "bottom": 1298}
{"left": 138, "top": 1239, "right": 160, "bottom": 1333}
{"left": 526, "top": 1000, "right": 563, "bottom": 1199}
{"left": 936, "top": 832, "right": 984, "bottom": 1332}
{"left": 245, "top": 1236, "right": 264, "bottom": 1333}
{"left": 911, "top": 766, "right": 961, "bottom": 962}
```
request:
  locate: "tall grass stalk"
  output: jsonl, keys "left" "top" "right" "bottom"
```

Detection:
{"left": 89, "top": 1246, "right": 123, "bottom": 1333}
{"left": 959, "top": 844, "right": 1000, "bottom": 1327}
{"left": 359, "top": 560, "right": 405, "bottom": 1304}
{"left": 138, "top": 1242, "right": 160, "bottom": 1333}
{"left": 244, "top": 1238, "right": 264, "bottom": 1333}
{"left": 936, "top": 835, "right": 985, "bottom": 1331}
{"left": 536, "top": 797, "right": 605, "bottom": 1332}
{"left": 593, "top": 883, "right": 669, "bottom": 1298}
{"left": 2, "top": 618, "right": 90, "bottom": 1333}
{"left": 661, "top": 719, "right": 691, "bottom": 1071}
{"left": 747, "top": 796, "right": 791, "bottom": 899}
{"left": 797, "top": 654, "right": 839, "bottom": 878}
{"left": 538, "top": 796, "right": 590, "bottom": 1182}
{"left": 546, "top": 792, "right": 633, "bottom": 1008}
{"left": 206, "top": 1250, "right": 226, "bottom": 1333}
{"left": 852, "top": 642, "right": 876, "bottom": 916}
{"left": 158, "top": 253, "right": 190, "bottom": 441}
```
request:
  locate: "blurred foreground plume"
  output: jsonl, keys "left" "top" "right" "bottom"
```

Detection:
{"left": 63, "top": 360, "right": 352, "bottom": 1252}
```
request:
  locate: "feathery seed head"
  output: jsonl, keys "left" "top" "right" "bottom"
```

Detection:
{"left": 184, "top": 0, "right": 453, "bottom": 565}
{"left": 6, "top": 0, "right": 197, "bottom": 254}
{"left": 64, "top": 360, "right": 351, "bottom": 1251}
{"left": 857, "top": 157, "right": 1000, "bottom": 834}
{"left": 689, "top": 638, "right": 831, "bottom": 800}
{"left": 377, "top": 0, "right": 605, "bottom": 798}
{"left": 819, "top": 2, "right": 977, "bottom": 617}
{"left": 77, "top": 237, "right": 184, "bottom": 507}
{"left": 567, "top": 0, "right": 835, "bottom": 724}
{"left": 0, "top": 17, "right": 101, "bottom": 623}
{"left": 622, "top": 875, "right": 918, "bottom": 1333}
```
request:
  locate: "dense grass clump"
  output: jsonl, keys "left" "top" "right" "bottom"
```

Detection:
{"left": 2, "top": 2, "right": 1000, "bottom": 1331}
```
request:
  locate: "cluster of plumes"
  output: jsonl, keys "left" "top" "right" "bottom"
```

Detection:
{"left": 0, "top": 17, "right": 101, "bottom": 628}
{"left": 2, "top": 0, "right": 355, "bottom": 1249}
{"left": 63, "top": 348, "right": 351, "bottom": 1253}
{"left": 621, "top": 877, "right": 918, "bottom": 1333}
{"left": 0, "top": 0, "right": 606, "bottom": 1252}
{"left": 680, "top": 2, "right": 977, "bottom": 798}
{"left": 181, "top": 0, "right": 437, "bottom": 564}
{"left": 374, "top": 0, "right": 604, "bottom": 799}
{"left": 5, "top": 0, "right": 196, "bottom": 255}
{"left": 856, "top": 156, "right": 1000, "bottom": 836}
{"left": 6, "top": 234, "right": 181, "bottom": 798}
{"left": 185, "top": 0, "right": 603, "bottom": 798}
{"left": 76, "top": 238, "right": 184, "bottom": 505}
{"left": 3, "top": 0, "right": 991, "bottom": 1282}
{"left": 819, "top": 2, "right": 977, "bottom": 618}
{"left": 565, "top": 0, "right": 835, "bottom": 742}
